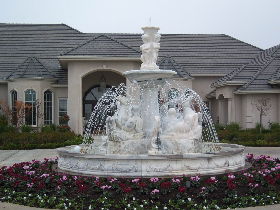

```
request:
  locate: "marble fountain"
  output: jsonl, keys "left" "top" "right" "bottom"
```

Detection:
{"left": 57, "top": 26, "right": 245, "bottom": 177}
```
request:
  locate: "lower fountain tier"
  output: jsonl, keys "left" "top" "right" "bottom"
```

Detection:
{"left": 57, "top": 143, "right": 246, "bottom": 177}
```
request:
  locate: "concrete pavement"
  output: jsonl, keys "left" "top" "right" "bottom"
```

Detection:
{"left": 0, "top": 147, "right": 280, "bottom": 209}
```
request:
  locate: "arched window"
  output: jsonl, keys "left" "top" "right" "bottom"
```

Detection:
{"left": 25, "top": 89, "right": 36, "bottom": 126}
{"left": 83, "top": 85, "right": 110, "bottom": 120}
{"left": 11, "top": 90, "right": 17, "bottom": 125}
{"left": 44, "top": 90, "right": 53, "bottom": 124}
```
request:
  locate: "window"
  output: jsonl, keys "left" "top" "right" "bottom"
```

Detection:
{"left": 11, "top": 90, "right": 17, "bottom": 125}
{"left": 83, "top": 85, "right": 110, "bottom": 120}
{"left": 25, "top": 89, "right": 36, "bottom": 126}
{"left": 44, "top": 90, "right": 53, "bottom": 124}
{"left": 59, "top": 98, "right": 67, "bottom": 124}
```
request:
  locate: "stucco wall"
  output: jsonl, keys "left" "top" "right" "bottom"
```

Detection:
{"left": 67, "top": 59, "right": 141, "bottom": 134}
{"left": 247, "top": 94, "right": 278, "bottom": 129}
{"left": 192, "top": 76, "right": 220, "bottom": 101}
{"left": 0, "top": 83, "right": 8, "bottom": 102}
{"left": 82, "top": 71, "right": 126, "bottom": 96}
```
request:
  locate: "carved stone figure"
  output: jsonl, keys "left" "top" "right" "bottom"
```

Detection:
{"left": 162, "top": 98, "right": 202, "bottom": 140}
{"left": 106, "top": 97, "right": 143, "bottom": 142}
{"left": 140, "top": 27, "right": 161, "bottom": 70}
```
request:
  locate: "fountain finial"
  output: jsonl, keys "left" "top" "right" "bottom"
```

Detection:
{"left": 140, "top": 26, "right": 161, "bottom": 70}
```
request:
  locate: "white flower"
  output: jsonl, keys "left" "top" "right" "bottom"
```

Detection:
{"left": 188, "top": 198, "right": 191, "bottom": 201}
{"left": 133, "top": 197, "right": 135, "bottom": 200}
{"left": 128, "top": 204, "right": 130, "bottom": 207}
{"left": 140, "top": 205, "right": 143, "bottom": 208}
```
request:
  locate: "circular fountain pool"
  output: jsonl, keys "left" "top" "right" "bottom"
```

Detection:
{"left": 57, "top": 143, "right": 245, "bottom": 177}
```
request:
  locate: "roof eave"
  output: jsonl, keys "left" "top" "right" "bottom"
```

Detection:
{"left": 212, "top": 81, "right": 247, "bottom": 88}
{"left": 268, "top": 80, "right": 280, "bottom": 85}
{"left": 58, "top": 56, "right": 141, "bottom": 69}
{"left": 5, "top": 77, "right": 57, "bottom": 82}
{"left": 234, "top": 89, "right": 280, "bottom": 94}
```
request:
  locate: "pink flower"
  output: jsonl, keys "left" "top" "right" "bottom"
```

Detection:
{"left": 27, "top": 183, "right": 33, "bottom": 188}
{"left": 27, "top": 171, "right": 35, "bottom": 175}
{"left": 132, "top": 178, "right": 139, "bottom": 183}
{"left": 150, "top": 178, "right": 159, "bottom": 183}
{"left": 57, "top": 186, "right": 61, "bottom": 190}
{"left": 151, "top": 189, "right": 159, "bottom": 194}
{"left": 62, "top": 175, "right": 67, "bottom": 180}
{"left": 101, "top": 185, "right": 111, "bottom": 190}
{"left": 23, "top": 166, "right": 29, "bottom": 170}
{"left": 172, "top": 178, "right": 181, "bottom": 183}
{"left": 190, "top": 175, "right": 200, "bottom": 182}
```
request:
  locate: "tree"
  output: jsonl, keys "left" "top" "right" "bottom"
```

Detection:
{"left": 35, "top": 99, "right": 44, "bottom": 133}
{"left": 0, "top": 101, "right": 13, "bottom": 124}
{"left": 0, "top": 100, "right": 32, "bottom": 131}
{"left": 251, "top": 98, "right": 271, "bottom": 133}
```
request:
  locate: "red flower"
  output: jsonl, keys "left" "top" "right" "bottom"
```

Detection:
{"left": 178, "top": 186, "right": 186, "bottom": 193}
{"left": 123, "top": 187, "right": 131, "bottom": 193}
{"left": 139, "top": 182, "right": 147, "bottom": 188}
{"left": 161, "top": 181, "right": 171, "bottom": 189}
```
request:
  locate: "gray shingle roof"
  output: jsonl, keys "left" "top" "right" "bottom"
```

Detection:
{"left": 157, "top": 55, "right": 193, "bottom": 79}
{"left": 211, "top": 44, "right": 280, "bottom": 92}
{"left": 62, "top": 34, "right": 140, "bottom": 57}
{"left": 0, "top": 23, "right": 263, "bottom": 84}
{"left": 6, "top": 56, "right": 56, "bottom": 79}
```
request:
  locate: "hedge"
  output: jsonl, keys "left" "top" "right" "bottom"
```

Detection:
{"left": 0, "top": 131, "right": 82, "bottom": 150}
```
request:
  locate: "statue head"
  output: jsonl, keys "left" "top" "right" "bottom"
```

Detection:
{"left": 168, "top": 108, "right": 176, "bottom": 119}
{"left": 141, "top": 34, "right": 149, "bottom": 43}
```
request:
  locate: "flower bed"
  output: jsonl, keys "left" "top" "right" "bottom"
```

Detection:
{"left": 1, "top": 154, "right": 280, "bottom": 209}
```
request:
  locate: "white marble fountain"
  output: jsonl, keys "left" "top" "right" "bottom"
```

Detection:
{"left": 57, "top": 26, "right": 245, "bottom": 177}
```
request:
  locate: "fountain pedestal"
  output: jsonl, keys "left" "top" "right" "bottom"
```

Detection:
{"left": 123, "top": 69, "right": 176, "bottom": 149}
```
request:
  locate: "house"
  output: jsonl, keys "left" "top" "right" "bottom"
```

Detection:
{"left": 1, "top": 23, "right": 274, "bottom": 134}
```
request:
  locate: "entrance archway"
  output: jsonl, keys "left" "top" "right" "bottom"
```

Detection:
{"left": 83, "top": 84, "right": 111, "bottom": 120}
{"left": 82, "top": 70, "right": 126, "bottom": 132}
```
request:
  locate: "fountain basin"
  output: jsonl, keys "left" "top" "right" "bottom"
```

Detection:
{"left": 57, "top": 143, "right": 245, "bottom": 177}
{"left": 123, "top": 69, "right": 176, "bottom": 84}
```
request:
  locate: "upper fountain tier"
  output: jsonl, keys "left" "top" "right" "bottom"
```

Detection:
{"left": 123, "top": 26, "right": 176, "bottom": 83}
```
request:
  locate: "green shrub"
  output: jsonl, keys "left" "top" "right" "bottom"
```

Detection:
{"left": 214, "top": 123, "right": 225, "bottom": 132}
{"left": 0, "top": 131, "right": 77, "bottom": 149}
{"left": 56, "top": 125, "right": 71, "bottom": 132}
{"left": 0, "top": 124, "right": 17, "bottom": 133}
{"left": 41, "top": 124, "right": 56, "bottom": 133}
{"left": 21, "top": 124, "right": 32, "bottom": 133}
{"left": 269, "top": 123, "right": 280, "bottom": 133}
{"left": 255, "top": 122, "right": 268, "bottom": 133}
{"left": 0, "top": 114, "right": 8, "bottom": 126}
{"left": 225, "top": 122, "right": 241, "bottom": 132}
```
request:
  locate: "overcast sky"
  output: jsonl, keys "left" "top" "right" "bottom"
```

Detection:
{"left": 1, "top": 0, "right": 280, "bottom": 49}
